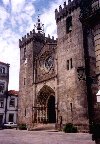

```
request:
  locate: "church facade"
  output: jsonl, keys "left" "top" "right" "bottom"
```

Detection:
{"left": 18, "top": 0, "right": 100, "bottom": 132}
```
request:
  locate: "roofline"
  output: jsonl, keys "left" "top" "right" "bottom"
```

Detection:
{"left": 0, "top": 61, "right": 10, "bottom": 66}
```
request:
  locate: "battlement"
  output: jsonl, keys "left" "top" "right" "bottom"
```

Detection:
{"left": 55, "top": 0, "right": 81, "bottom": 23}
{"left": 19, "top": 30, "right": 57, "bottom": 48}
{"left": 45, "top": 34, "right": 57, "bottom": 44}
{"left": 19, "top": 29, "right": 43, "bottom": 48}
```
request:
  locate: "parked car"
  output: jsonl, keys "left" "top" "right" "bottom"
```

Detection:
{"left": 4, "top": 122, "right": 17, "bottom": 129}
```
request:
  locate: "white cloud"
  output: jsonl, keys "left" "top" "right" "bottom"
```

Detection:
{"left": 0, "top": 0, "right": 36, "bottom": 90}
{"left": 11, "top": 0, "right": 26, "bottom": 13}
{"left": 0, "top": 28, "right": 20, "bottom": 90}
{"left": 0, "top": 0, "right": 67, "bottom": 90}
{"left": 2, "top": 0, "right": 9, "bottom": 5}
{"left": 24, "top": 2, "right": 35, "bottom": 16}
{"left": 0, "top": 6, "right": 9, "bottom": 29}
{"left": 40, "top": 0, "right": 67, "bottom": 38}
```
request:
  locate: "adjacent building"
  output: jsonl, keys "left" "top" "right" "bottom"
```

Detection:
{"left": 0, "top": 61, "right": 9, "bottom": 124}
{"left": 0, "top": 61, "right": 18, "bottom": 124}
{"left": 6, "top": 90, "right": 18, "bottom": 123}
{"left": 18, "top": 0, "right": 100, "bottom": 132}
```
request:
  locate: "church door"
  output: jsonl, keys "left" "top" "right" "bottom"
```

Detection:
{"left": 47, "top": 95, "right": 56, "bottom": 123}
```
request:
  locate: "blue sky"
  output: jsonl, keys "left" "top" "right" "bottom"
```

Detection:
{"left": 0, "top": 0, "right": 67, "bottom": 90}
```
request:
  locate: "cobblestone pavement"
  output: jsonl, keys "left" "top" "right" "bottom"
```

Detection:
{"left": 0, "top": 129, "right": 95, "bottom": 144}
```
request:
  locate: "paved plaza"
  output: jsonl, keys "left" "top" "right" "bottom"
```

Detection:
{"left": 0, "top": 129, "right": 95, "bottom": 144}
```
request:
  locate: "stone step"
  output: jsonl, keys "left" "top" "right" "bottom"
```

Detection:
{"left": 31, "top": 123, "right": 56, "bottom": 131}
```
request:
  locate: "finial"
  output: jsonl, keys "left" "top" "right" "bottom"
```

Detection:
{"left": 59, "top": 5, "right": 62, "bottom": 12}
{"left": 68, "top": 0, "right": 71, "bottom": 4}
{"left": 34, "top": 10, "right": 44, "bottom": 34}
{"left": 64, "top": 1, "right": 66, "bottom": 8}
{"left": 48, "top": 34, "right": 50, "bottom": 38}
{"left": 33, "top": 29, "right": 35, "bottom": 33}
{"left": 52, "top": 36, "right": 54, "bottom": 40}
{"left": 55, "top": 9, "right": 58, "bottom": 13}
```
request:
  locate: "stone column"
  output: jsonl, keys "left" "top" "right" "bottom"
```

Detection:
{"left": 94, "top": 24, "right": 100, "bottom": 90}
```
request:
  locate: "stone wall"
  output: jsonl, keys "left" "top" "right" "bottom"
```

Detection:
{"left": 56, "top": 7, "right": 89, "bottom": 130}
{"left": 18, "top": 40, "right": 34, "bottom": 126}
{"left": 94, "top": 23, "right": 100, "bottom": 90}
{"left": 18, "top": 35, "right": 57, "bottom": 127}
{"left": 18, "top": 0, "right": 100, "bottom": 132}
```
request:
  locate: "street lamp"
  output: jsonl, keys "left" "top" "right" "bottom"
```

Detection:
{"left": 96, "top": 91, "right": 100, "bottom": 103}
{"left": 77, "top": 66, "right": 86, "bottom": 81}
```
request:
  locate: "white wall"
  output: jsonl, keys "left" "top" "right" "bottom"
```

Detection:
{"left": 6, "top": 95, "right": 18, "bottom": 123}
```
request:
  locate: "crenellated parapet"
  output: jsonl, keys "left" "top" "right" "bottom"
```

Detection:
{"left": 19, "top": 30, "right": 57, "bottom": 48}
{"left": 45, "top": 34, "right": 57, "bottom": 44}
{"left": 19, "top": 29, "right": 45, "bottom": 48}
{"left": 55, "top": 0, "right": 81, "bottom": 23}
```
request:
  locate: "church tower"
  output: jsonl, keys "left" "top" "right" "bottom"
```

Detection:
{"left": 18, "top": 16, "right": 57, "bottom": 128}
{"left": 55, "top": 0, "right": 98, "bottom": 131}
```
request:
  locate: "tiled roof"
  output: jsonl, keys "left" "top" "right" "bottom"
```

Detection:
{"left": 0, "top": 61, "right": 10, "bottom": 66}
{"left": 8, "top": 90, "right": 19, "bottom": 96}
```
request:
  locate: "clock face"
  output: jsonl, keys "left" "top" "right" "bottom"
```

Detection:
{"left": 44, "top": 56, "right": 54, "bottom": 71}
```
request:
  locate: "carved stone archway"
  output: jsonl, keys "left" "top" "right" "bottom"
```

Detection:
{"left": 35, "top": 85, "right": 56, "bottom": 123}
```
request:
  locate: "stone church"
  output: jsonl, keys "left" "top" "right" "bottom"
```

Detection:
{"left": 18, "top": 0, "right": 100, "bottom": 132}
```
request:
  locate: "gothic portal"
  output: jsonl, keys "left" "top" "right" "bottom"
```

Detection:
{"left": 34, "top": 85, "right": 56, "bottom": 123}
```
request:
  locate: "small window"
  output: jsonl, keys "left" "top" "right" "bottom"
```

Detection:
{"left": 0, "top": 99, "right": 4, "bottom": 108}
{"left": 2, "top": 67, "right": 5, "bottom": 74}
{"left": 0, "top": 67, "right": 5, "bottom": 74}
{"left": 70, "top": 103, "right": 73, "bottom": 112}
{"left": 9, "top": 114, "right": 14, "bottom": 122}
{"left": 24, "top": 78, "right": 26, "bottom": 85}
{"left": 67, "top": 60, "right": 69, "bottom": 70}
{"left": 9, "top": 98, "right": 15, "bottom": 107}
{"left": 25, "top": 108, "right": 26, "bottom": 116}
{"left": 0, "top": 68, "right": 2, "bottom": 73}
{"left": 70, "top": 58, "right": 73, "bottom": 69}
{"left": 0, "top": 82, "right": 5, "bottom": 94}
{"left": 66, "top": 16, "right": 72, "bottom": 33}
{"left": 24, "top": 47, "right": 26, "bottom": 60}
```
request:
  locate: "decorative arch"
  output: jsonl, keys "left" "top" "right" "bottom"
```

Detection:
{"left": 35, "top": 85, "right": 56, "bottom": 123}
{"left": 37, "top": 85, "right": 55, "bottom": 105}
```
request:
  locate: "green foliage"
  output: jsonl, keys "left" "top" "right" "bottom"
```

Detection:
{"left": 63, "top": 123, "right": 77, "bottom": 133}
{"left": 18, "top": 123, "right": 27, "bottom": 130}
{"left": 91, "top": 123, "right": 100, "bottom": 140}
